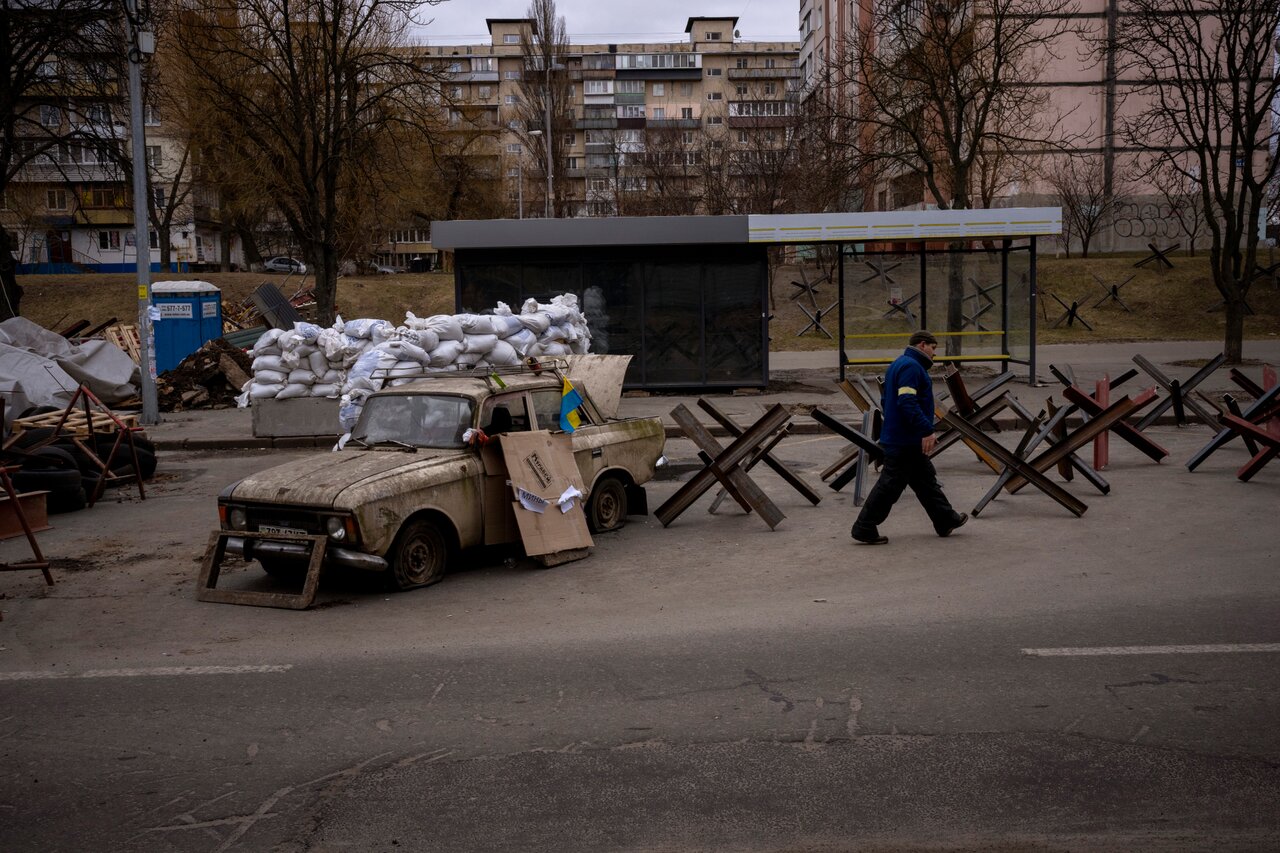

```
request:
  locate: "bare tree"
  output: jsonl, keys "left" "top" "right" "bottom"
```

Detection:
{"left": 1149, "top": 157, "right": 1207, "bottom": 258}
{"left": 514, "top": 0, "right": 572, "bottom": 218}
{"left": 1112, "top": 0, "right": 1280, "bottom": 363}
{"left": 1045, "top": 156, "right": 1114, "bottom": 258}
{"left": 0, "top": 1, "right": 121, "bottom": 319}
{"left": 832, "top": 0, "right": 1079, "bottom": 352}
{"left": 173, "top": 0, "right": 447, "bottom": 325}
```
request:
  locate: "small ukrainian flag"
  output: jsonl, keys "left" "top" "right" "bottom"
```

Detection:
{"left": 559, "top": 376, "right": 583, "bottom": 432}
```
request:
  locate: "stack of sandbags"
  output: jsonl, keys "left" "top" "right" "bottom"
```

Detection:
{"left": 240, "top": 294, "right": 593, "bottom": 434}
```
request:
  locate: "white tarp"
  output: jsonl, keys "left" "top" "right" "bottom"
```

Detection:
{"left": 0, "top": 318, "right": 141, "bottom": 420}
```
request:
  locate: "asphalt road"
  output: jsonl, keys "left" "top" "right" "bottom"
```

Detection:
{"left": 1, "top": 428, "right": 1277, "bottom": 852}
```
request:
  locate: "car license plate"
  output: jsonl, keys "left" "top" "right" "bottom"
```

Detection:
{"left": 259, "top": 523, "right": 306, "bottom": 536}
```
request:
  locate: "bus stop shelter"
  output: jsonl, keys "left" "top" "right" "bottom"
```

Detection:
{"left": 431, "top": 209, "right": 1061, "bottom": 390}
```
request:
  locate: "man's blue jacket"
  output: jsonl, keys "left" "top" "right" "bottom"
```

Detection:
{"left": 879, "top": 346, "right": 936, "bottom": 448}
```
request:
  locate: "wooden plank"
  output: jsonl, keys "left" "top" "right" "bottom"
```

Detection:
{"left": 1062, "top": 385, "right": 1168, "bottom": 462}
{"left": 670, "top": 406, "right": 786, "bottom": 530}
{"left": 196, "top": 531, "right": 326, "bottom": 610}
{"left": 697, "top": 398, "right": 822, "bottom": 506}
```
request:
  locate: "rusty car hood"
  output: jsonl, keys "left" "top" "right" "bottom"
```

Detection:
{"left": 229, "top": 448, "right": 467, "bottom": 508}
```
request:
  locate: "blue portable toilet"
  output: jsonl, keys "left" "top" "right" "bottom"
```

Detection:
{"left": 151, "top": 280, "right": 223, "bottom": 373}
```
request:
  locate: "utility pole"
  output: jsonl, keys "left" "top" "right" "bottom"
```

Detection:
{"left": 125, "top": 0, "right": 158, "bottom": 424}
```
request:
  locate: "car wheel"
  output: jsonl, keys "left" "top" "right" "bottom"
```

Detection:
{"left": 386, "top": 518, "right": 448, "bottom": 591}
{"left": 587, "top": 475, "right": 628, "bottom": 533}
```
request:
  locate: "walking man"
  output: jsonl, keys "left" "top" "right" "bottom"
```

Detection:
{"left": 851, "top": 330, "right": 967, "bottom": 545}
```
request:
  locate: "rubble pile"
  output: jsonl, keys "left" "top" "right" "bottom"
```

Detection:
{"left": 157, "top": 338, "right": 254, "bottom": 411}
{"left": 238, "top": 295, "right": 592, "bottom": 431}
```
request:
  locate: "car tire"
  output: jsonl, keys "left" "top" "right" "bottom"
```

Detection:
{"left": 385, "top": 518, "right": 448, "bottom": 591}
{"left": 586, "top": 475, "right": 628, "bottom": 534}
{"left": 19, "top": 446, "right": 78, "bottom": 471}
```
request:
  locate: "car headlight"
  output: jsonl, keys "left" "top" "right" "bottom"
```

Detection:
{"left": 326, "top": 516, "right": 347, "bottom": 541}
{"left": 228, "top": 507, "right": 247, "bottom": 530}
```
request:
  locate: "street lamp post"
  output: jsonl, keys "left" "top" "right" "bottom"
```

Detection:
{"left": 526, "top": 130, "right": 542, "bottom": 219}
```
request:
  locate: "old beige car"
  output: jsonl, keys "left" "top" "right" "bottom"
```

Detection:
{"left": 216, "top": 357, "right": 665, "bottom": 591}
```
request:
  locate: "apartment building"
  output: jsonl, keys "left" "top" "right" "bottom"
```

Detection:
{"left": 414, "top": 16, "right": 801, "bottom": 221}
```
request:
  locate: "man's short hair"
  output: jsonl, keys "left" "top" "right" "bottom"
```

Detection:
{"left": 909, "top": 330, "right": 938, "bottom": 347}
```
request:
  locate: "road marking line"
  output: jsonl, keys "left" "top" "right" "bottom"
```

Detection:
{"left": 0, "top": 664, "right": 292, "bottom": 681}
{"left": 1022, "top": 644, "right": 1280, "bottom": 657}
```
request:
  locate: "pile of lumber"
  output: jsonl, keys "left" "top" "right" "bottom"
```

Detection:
{"left": 156, "top": 338, "right": 253, "bottom": 411}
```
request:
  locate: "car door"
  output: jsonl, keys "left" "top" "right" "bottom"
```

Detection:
{"left": 530, "top": 387, "right": 607, "bottom": 491}
{"left": 477, "top": 392, "right": 533, "bottom": 545}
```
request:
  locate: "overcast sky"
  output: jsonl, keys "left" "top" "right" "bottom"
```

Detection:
{"left": 414, "top": 0, "right": 800, "bottom": 44}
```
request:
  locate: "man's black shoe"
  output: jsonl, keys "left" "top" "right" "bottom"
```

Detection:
{"left": 851, "top": 525, "right": 889, "bottom": 545}
{"left": 938, "top": 513, "right": 968, "bottom": 537}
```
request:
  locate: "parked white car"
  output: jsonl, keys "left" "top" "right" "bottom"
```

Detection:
{"left": 263, "top": 256, "right": 306, "bottom": 274}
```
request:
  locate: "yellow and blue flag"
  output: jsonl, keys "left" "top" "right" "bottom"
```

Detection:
{"left": 559, "top": 376, "right": 583, "bottom": 432}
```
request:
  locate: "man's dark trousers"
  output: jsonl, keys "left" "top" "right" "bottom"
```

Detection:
{"left": 854, "top": 445, "right": 961, "bottom": 535}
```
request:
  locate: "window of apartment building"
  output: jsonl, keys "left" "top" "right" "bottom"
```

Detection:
{"left": 706, "top": 92, "right": 722, "bottom": 101}
{"left": 764, "top": 57, "right": 776, "bottom": 69}
{"left": 706, "top": 116, "right": 723, "bottom": 125}
{"left": 145, "top": 145, "right": 163, "bottom": 168}
{"left": 651, "top": 83, "right": 664, "bottom": 96}
{"left": 569, "top": 84, "right": 576, "bottom": 97}
{"left": 683, "top": 131, "right": 695, "bottom": 144}
{"left": 503, "top": 34, "right": 520, "bottom": 44}
{"left": 585, "top": 130, "right": 611, "bottom": 143}
{"left": 735, "top": 84, "right": 747, "bottom": 96}
{"left": 737, "top": 130, "right": 748, "bottom": 144}
{"left": 584, "top": 80, "right": 612, "bottom": 95}
{"left": 566, "top": 156, "right": 580, "bottom": 169}
{"left": 504, "top": 94, "right": 519, "bottom": 105}
{"left": 681, "top": 107, "right": 694, "bottom": 119}
{"left": 478, "top": 85, "right": 492, "bottom": 98}
{"left": 504, "top": 70, "right": 521, "bottom": 80}
{"left": 507, "top": 143, "right": 522, "bottom": 153}
{"left": 149, "top": 230, "right": 160, "bottom": 250}
{"left": 151, "top": 186, "right": 165, "bottom": 207}
{"left": 144, "top": 103, "right": 161, "bottom": 125}
{"left": 40, "top": 105, "right": 61, "bottom": 127}
{"left": 619, "top": 176, "right": 647, "bottom": 191}
{"left": 507, "top": 166, "right": 520, "bottom": 177}
{"left": 705, "top": 31, "right": 722, "bottom": 41}
{"left": 36, "top": 61, "right": 57, "bottom": 79}
{"left": 84, "top": 187, "right": 120, "bottom": 208}
{"left": 706, "top": 67, "right": 722, "bottom": 76}
{"left": 448, "top": 86, "right": 463, "bottom": 99}
{"left": 735, "top": 57, "right": 748, "bottom": 69}
{"left": 651, "top": 107, "right": 665, "bottom": 120}
{"left": 508, "top": 120, "right": 522, "bottom": 130}
{"left": 680, "top": 82, "right": 693, "bottom": 96}
{"left": 98, "top": 230, "right": 120, "bottom": 251}
{"left": 685, "top": 151, "right": 701, "bottom": 165}
{"left": 47, "top": 189, "right": 67, "bottom": 210}
{"left": 447, "top": 62, "right": 463, "bottom": 73}
{"left": 588, "top": 179, "right": 607, "bottom": 191}
{"left": 473, "top": 57, "right": 496, "bottom": 71}
{"left": 764, "top": 82, "right": 776, "bottom": 95}
{"left": 616, "top": 79, "right": 644, "bottom": 94}
{"left": 617, "top": 105, "right": 645, "bottom": 118}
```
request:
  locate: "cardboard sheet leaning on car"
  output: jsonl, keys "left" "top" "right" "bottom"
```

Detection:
{"left": 499, "top": 431, "right": 592, "bottom": 565}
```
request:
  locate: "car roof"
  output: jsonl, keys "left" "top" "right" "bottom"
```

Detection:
{"left": 370, "top": 371, "right": 560, "bottom": 400}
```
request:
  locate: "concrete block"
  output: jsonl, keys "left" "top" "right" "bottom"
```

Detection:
{"left": 251, "top": 397, "right": 341, "bottom": 438}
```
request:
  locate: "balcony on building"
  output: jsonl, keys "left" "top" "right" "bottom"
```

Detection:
{"left": 575, "top": 117, "right": 618, "bottom": 129}
{"left": 727, "top": 67, "right": 801, "bottom": 80}
{"left": 647, "top": 118, "right": 701, "bottom": 130}
{"left": 726, "top": 101, "right": 797, "bottom": 129}
{"left": 614, "top": 53, "right": 702, "bottom": 80}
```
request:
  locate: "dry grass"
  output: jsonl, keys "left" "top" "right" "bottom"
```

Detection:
{"left": 18, "top": 251, "right": 1280, "bottom": 351}
{"left": 772, "top": 252, "right": 1280, "bottom": 352}
{"left": 18, "top": 270, "right": 456, "bottom": 332}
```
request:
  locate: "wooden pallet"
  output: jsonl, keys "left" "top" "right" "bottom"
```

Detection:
{"left": 104, "top": 324, "right": 142, "bottom": 364}
{"left": 11, "top": 409, "right": 140, "bottom": 437}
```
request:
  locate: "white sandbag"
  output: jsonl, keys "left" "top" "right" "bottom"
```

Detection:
{"left": 307, "top": 350, "right": 329, "bottom": 375}
{"left": 254, "top": 368, "right": 288, "bottom": 385}
{"left": 427, "top": 339, "right": 465, "bottom": 367}
{"left": 252, "top": 354, "right": 285, "bottom": 372}
{"left": 342, "top": 318, "right": 392, "bottom": 340}
{"left": 276, "top": 383, "right": 310, "bottom": 399}
{"left": 387, "top": 360, "right": 425, "bottom": 379}
{"left": 488, "top": 339, "right": 519, "bottom": 366}
{"left": 287, "top": 368, "right": 317, "bottom": 385}
{"left": 310, "top": 383, "right": 340, "bottom": 397}
{"left": 397, "top": 328, "right": 440, "bottom": 352}
{"left": 457, "top": 313, "right": 497, "bottom": 335}
{"left": 504, "top": 328, "right": 537, "bottom": 356}
{"left": 570, "top": 337, "right": 590, "bottom": 354}
{"left": 387, "top": 377, "right": 418, "bottom": 387}
{"left": 348, "top": 346, "right": 398, "bottom": 385}
{"left": 494, "top": 301, "right": 514, "bottom": 316}
{"left": 384, "top": 340, "right": 431, "bottom": 364}
{"left": 533, "top": 341, "right": 571, "bottom": 358}
{"left": 249, "top": 382, "right": 284, "bottom": 399}
{"left": 321, "top": 369, "right": 344, "bottom": 384}
{"left": 251, "top": 328, "right": 285, "bottom": 354}
{"left": 490, "top": 313, "right": 525, "bottom": 337}
{"left": 423, "top": 314, "right": 463, "bottom": 342}
{"left": 516, "top": 312, "right": 551, "bottom": 335}
{"left": 316, "top": 328, "right": 349, "bottom": 362}
{"left": 462, "top": 333, "right": 498, "bottom": 355}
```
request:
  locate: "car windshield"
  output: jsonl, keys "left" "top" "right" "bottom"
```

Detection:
{"left": 351, "top": 394, "right": 474, "bottom": 449}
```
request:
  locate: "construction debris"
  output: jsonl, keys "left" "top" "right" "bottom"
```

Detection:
{"left": 157, "top": 338, "right": 254, "bottom": 411}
